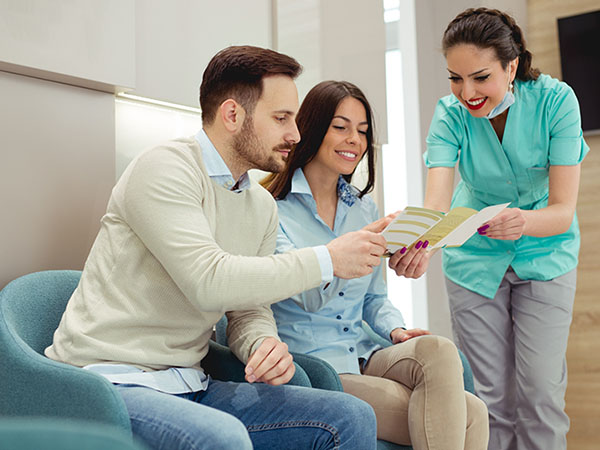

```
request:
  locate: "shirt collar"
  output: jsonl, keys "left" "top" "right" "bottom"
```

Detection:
{"left": 194, "top": 128, "right": 251, "bottom": 192}
{"left": 290, "top": 168, "right": 358, "bottom": 207}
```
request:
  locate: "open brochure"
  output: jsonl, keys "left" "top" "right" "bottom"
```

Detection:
{"left": 382, "top": 203, "right": 510, "bottom": 255}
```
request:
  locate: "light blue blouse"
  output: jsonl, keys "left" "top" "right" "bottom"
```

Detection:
{"left": 272, "top": 169, "right": 406, "bottom": 374}
{"left": 424, "top": 74, "right": 589, "bottom": 299}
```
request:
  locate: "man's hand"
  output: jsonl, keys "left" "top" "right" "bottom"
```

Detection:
{"left": 326, "top": 230, "right": 387, "bottom": 279}
{"left": 390, "top": 327, "right": 431, "bottom": 344}
{"left": 362, "top": 210, "right": 401, "bottom": 233}
{"left": 388, "top": 241, "right": 433, "bottom": 279}
{"left": 245, "top": 337, "right": 295, "bottom": 386}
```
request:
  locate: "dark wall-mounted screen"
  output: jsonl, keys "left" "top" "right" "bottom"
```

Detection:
{"left": 557, "top": 10, "right": 600, "bottom": 133}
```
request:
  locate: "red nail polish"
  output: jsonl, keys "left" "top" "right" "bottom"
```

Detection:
{"left": 415, "top": 241, "right": 422, "bottom": 249}
{"left": 400, "top": 247, "right": 407, "bottom": 254}
{"left": 423, "top": 240, "right": 429, "bottom": 248}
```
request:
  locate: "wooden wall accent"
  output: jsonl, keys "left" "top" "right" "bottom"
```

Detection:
{"left": 528, "top": 1, "right": 600, "bottom": 449}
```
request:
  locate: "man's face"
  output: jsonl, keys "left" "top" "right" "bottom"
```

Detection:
{"left": 232, "top": 75, "right": 300, "bottom": 173}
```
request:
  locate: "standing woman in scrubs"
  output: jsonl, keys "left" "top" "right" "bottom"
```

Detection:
{"left": 398, "top": 7, "right": 588, "bottom": 450}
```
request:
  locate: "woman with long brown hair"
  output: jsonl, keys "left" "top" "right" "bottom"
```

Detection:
{"left": 263, "top": 80, "right": 489, "bottom": 450}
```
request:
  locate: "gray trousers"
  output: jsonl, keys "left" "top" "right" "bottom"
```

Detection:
{"left": 445, "top": 267, "right": 576, "bottom": 450}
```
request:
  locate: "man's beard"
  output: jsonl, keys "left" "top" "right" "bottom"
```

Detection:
{"left": 232, "top": 116, "right": 292, "bottom": 173}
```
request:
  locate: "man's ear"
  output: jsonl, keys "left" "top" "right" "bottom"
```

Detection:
{"left": 219, "top": 99, "right": 246, "bottom": 133}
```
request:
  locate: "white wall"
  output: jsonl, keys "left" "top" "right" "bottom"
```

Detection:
{"left": 0, "top": 0, "right": 135, "bottom": 92}
{"left": 133, "top": 0, "right": 272, "bottom": 107}
{"left": 0, "top": 71, "right": 115, "bottom": 289}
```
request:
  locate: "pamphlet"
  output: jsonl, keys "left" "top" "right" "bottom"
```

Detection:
{"left": 382, "top": 203, "right": 510, "bottom": 254}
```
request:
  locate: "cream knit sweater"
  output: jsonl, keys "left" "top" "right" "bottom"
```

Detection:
{"left": 45, "top": 137, "right": 322, "bottom": 370}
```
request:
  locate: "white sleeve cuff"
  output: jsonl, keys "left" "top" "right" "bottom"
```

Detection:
{"left": 313, "top": 245, "right": 334, "bottom": 284}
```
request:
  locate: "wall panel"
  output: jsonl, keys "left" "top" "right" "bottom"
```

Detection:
{"left": 0, "top": 72, "right": 115, "bottom": 289}
{"left": 528, "top": 1, "right": 600, "bottom": 449}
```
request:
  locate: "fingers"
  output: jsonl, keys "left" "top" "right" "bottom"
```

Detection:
{"left": 478, "top": 208, "right": 526, "bottom": 240}
{"left": 245, "top": 338, "right": 294, "bottom": 385}
{"left": 404, "top": 328, "right": 432, "bottom": 339}
{"left": 362, "top": 211, "right": 402, "bottom": 233}
{"left": 388, "top": 242, "right": 431, "bottom": 279}
{"left": 260, "top": 360, "right": 296, "bottom": 386}
{"left": 328, "top": 230, "right": 388, "bottom": 279}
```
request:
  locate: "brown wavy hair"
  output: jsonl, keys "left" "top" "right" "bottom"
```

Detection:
{"left": 442, "top": 8, "right": 540, "bottom": 81}
{"left": 200, "top": 46, "right": 302, "bottom": 125}
{"left": 262, "top": 80, "right": 376, "bottom": 200}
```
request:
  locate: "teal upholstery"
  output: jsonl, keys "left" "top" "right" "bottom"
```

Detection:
{"left": 0, "top": 418, "right": 147, "bottom": 450}
{"left": 0, "top": 270, "right": 131, "bottom": 431}
{"left": 216, "top": 315, "right": 476, "bottom": 450}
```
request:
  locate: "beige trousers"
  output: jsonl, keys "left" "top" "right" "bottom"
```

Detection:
{"left": 339, "top": 335, "right": 489, "bottom": 450}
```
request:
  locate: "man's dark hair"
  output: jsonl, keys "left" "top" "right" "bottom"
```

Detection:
{"left": 199, "top": 46, "right": 302, "bottom": 125}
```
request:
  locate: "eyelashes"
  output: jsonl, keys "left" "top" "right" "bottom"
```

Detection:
{"left": 448, "top": 74, "right": 491, "bottom": 82}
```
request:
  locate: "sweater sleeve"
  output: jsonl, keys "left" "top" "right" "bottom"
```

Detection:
{"left": 120, "top": 146, "right": 323, "bottom": 313}
{"left": 226, "top": 205, "right": 282, "bottom": 363}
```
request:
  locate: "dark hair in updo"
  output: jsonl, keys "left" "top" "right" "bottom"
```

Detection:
{"left": 442, "top": 7, "right": 540, "bottom": 81}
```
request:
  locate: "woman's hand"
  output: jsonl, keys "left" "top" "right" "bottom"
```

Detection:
{"left": 478, "top": 208, "right": 526, "bottom": 240}
{"left": 390, "top": 327, "right": 431, "bottom": 344}
{"left": 388, "top": 241, "right": 433, "bottom": 279}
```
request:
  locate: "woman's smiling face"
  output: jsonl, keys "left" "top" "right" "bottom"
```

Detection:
{"left": 311, "top": 96, "right": 369, "bottom": 176}
{"left": 446, "top": 44, "right": 518, "bottom": 118}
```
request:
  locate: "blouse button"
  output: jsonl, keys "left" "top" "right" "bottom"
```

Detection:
{"left": 336, "top": 315, "right": 342, "bottom": 320}
{"left": 338, "top": 292, "right": 344, "bottom": 296}
{"left": 343, "top": 327, "right": 349, "bottom": 332}
{"left": 349, "top": 347, "right": 355, "bottom": 352}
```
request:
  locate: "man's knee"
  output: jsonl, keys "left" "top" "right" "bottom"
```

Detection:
{"left": 206, "top": 416, "right": 252, "bottom": 450}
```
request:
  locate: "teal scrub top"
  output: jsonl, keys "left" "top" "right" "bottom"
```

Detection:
{"left": 424, "top": 74, "right": 589, "bottom": 299}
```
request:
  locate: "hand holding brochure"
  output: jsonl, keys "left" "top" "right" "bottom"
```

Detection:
{"left": 382, "top": 203, "right": 510, "bottom": 254}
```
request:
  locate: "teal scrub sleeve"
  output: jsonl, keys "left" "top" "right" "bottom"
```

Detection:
{"left": 424, "top": 98, "right": 462, "bottom": 168}
{"left": 548, "top": 83, "right": 590, "bottom": 165}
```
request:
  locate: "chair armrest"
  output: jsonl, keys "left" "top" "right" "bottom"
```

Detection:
{"left": 0, "top": 419, "right": 146, "bottom": 450}
{"left": 290, "top": 352, "right": 343, "bottom": 392}
{"left": 0, "top": 332, "right": 130, "bottom": 432}
{"left": 203, "top": 340, "right": 312, "bottom": 387}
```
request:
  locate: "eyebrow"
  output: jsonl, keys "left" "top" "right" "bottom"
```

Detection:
{"left": 332, "top": 115, "right": 368, "bottom": 126}
{"left": 447, "top": 68, "right": 490, "bottom": 77}
{"left": 273, "top": 109, "right": 296, "bottom": 116}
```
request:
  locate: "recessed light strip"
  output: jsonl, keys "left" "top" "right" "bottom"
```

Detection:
{"left": 116, "top": 93, "right": 201, "bottom": 114}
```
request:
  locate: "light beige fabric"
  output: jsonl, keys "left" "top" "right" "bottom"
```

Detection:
{"left": 46, "top": 137, "right": 321, "bottom": 370}
{"left": 340, "top": 335, "right": 489, "bottom": 450}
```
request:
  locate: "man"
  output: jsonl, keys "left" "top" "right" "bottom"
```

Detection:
{"left": 46, "top": 46, "right": 387, "bottom": 449}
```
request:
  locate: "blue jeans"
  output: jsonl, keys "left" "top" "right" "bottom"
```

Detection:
{"left": 117, "top": 379, "right": 376, "bottom": 450}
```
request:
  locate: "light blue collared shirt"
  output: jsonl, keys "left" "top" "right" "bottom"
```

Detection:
{"left": 272, "top": 169, "right": 406, "bottom": 375}
{"left": 87, "top": 131, "right": 332, "bottom": 392}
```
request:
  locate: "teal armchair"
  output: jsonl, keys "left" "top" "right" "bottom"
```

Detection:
{"left": 0, "top": 270, "right": 131, "bottom": 431}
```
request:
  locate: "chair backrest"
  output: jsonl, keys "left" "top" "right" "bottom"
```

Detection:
{"left": 0, "top": 270, "right": 81, "bottom": 354}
